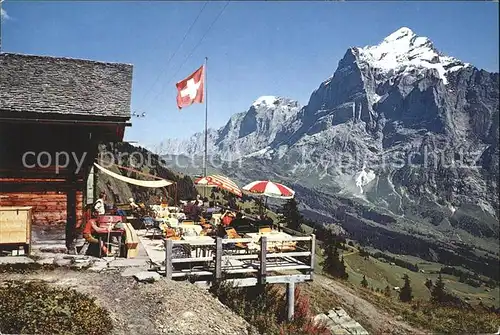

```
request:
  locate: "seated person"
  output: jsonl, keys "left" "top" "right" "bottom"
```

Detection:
{"left": 129, "top": 197, "right": 140, "bottom": 214}
{"left": 177, "top": 211, "right": 187, "bottom": 221}
{"left": 228, "top": 212, "right": 246, "bottom": 228}
{"left": 259, "top": 214, "right": 274, "bottom": 228}
{"left": 93, "top": 192, "right": 107, "bottom": 217}
{"left": 227, "top": 212, "right": 255, "bottom": 234}
{"left": 221, "top": 211, "right": 235, "bottom": 226}
{"left": 195, "top": 195, "right": 204, "bottom": 207}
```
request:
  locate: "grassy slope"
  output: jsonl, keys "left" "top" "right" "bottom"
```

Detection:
{"left": 313, "top": 245, "right": 500, "bottom": 308}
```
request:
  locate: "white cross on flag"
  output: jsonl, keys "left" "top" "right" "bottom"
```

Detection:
{"left": 176, "top": 64, "right": 204, "bottom": 110}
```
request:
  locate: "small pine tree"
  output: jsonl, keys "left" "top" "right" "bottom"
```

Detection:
{"left": 322, "top": 244, "right": 348, "bottom": 280}
{"left": 399, "top": 274, "right": 413, "bottom": 302}
{"left": 384, "top": 285, "right": 392, "bottom": 297}
{"left": 340, "top": 256, "right": 347, "bottom": 278}
{"left": 425, "top": 278, "right": 433, "bottom": 290}
{"left": 431, "top": 273, "right": 446, "bottom": 303}
{"left": 361, "top": 275, "right": 368, "bottom": 288}
{"left": 279, "top": 198, "right": 303, "bottom": 232}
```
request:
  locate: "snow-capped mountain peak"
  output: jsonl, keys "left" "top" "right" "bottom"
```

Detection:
{"left": 252, "top": 96, "right": 278, "bottom": 107}
{"left": 382, "top": 27, "right": 415, "bottom": 42}
{"left": 357, "top": 27, "right": 468, "bottom": 84}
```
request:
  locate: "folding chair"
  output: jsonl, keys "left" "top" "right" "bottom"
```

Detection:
{"left": 143, "top": 217, "right": 163, "bottom": 239}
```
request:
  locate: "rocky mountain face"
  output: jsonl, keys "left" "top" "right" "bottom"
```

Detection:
{"left": 157, "top": 96, "right": 302, "bottom": 160}
{"left": 159, "top": 27, "right": 499, "bottom": 275}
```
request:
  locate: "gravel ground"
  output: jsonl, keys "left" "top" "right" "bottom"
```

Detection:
{"left": 0, "top": 269, "right": 255, "bottom": 335}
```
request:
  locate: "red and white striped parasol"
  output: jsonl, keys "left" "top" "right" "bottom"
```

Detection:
{"left": 242, "top": 180, "right": 295, "bottom": 199}
{"left": 194, "top": 175, "right": 242, "bottom": 197}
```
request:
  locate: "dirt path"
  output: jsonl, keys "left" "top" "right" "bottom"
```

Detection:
{"left": 311, "top": 274, "right": 427, "bottom": 335}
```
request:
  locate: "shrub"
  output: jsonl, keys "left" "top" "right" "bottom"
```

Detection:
{"left": 401, "top": 301, "right": 500, "bottom": 334}
{"left": 0, "top": 263, "right": 56, "bottom": 274}
{"left": 210, "top": 281, "right": 329, "bottom": 335}
{"left": 0, "top": 281, "right": 113, "bottom": 335}
{"left": 361, "top": 275, "right": 368, "bottom": 288}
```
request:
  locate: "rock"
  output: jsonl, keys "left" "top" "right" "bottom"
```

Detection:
{"left": 0, "top": 256, "right": 34, "bottom": 264}
{"left": 70, "top": 261, "right": 91, "bottom": 270}
{"left": 53, "top": 256, "right": 73, "bottom": 267}
{"left": 121, "top": 267, "right": 148, "bottom": 277}
{"left": 133, "top": 271, "right": 161, "bottom": 283}
{"left": 108, "top": 258, "right": 149, "bottom": 268}
{"left": 181, "top": 311, "right": 196, "bottom": 319}
{"left": 349, "top": 325, "right": 370, "bottom": 335}
{"left": 37, "top": 257, "right": 55, "bottom": 265}
{"left": 318, "top": 307, "right": 369, "bottom": 335}
{"left": 88, "top": 261, "right": 109, "bottom": 272}
{"left": 335, "top": 308, "right": 348, "bottom": 317}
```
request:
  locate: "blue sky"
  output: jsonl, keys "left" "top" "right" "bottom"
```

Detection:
{"left": 2, "top": 1, "right": 498, "bottom": 147}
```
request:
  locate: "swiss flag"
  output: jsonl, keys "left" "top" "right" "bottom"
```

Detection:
{"left": 176, "top": 65, "right": 205, "bottom": 110}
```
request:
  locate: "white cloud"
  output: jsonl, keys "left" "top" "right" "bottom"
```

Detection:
{"left": 1, "top": 8, "right": 9, "bottom": 20}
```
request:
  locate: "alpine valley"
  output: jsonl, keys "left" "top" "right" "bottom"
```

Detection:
{"left": 157, "top": 27, "right": 499, "bottom": 280}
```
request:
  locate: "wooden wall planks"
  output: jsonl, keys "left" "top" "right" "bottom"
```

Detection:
{"left": 0, "top": 191, "right": 83, "bottom": 226}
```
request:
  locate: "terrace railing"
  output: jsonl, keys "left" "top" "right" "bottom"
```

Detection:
{"left": 163, "top": 234, "right": 316, "bottom": 287}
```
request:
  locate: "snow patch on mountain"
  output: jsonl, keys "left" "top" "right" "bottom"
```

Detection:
{"left": 245, "top": 147, "right": 271, "bottom": 158}
{"left": 253, "top": 96, "right": 278, "bottom": 107}
{"left": 354, "top": 166, "right": 376, "bottom": 194}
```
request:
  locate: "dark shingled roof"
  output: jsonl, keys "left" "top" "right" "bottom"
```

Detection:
{"left": 0, "top": 53, "right": 133, "bottom": 118}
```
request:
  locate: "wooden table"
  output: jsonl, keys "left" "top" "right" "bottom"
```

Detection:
{"left": 178, "top": 224, "right": 203, "bottom": 236}
{"left": 244, "top": 232, "right": 296, "bottom": 251}
{"left": 182, "top": 235, "right": 214, "bottom": 257}
{"left": 97, "top": 229, "right": 124, "bottom": 257}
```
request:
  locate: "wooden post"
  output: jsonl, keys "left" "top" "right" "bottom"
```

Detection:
{"left": 310, "top": 234, "right": 316, "bottom": 280}
{"left": 165, "top": 239, "right": 173, "bottom": 279}
{"left": 287, "top": 282, "right": 295, "bottom": 321}
{"left": 215, "top": 237, "right": 222, "bottom": 280}
{"left": 259, "top": 236, "right": 267, "bottom": 285}
{"left": 65, "top": 177, "right": 77, "bottom": 253}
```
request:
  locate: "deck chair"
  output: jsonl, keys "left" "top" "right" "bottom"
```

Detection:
{"left": 225, "top": 227, "right": 248, "bottom": 250}
{"left": 259, "top": 226, "right": 272, "bottom": 234}
{"left": 165, "top": 227, "right": 181, "bottom": 240}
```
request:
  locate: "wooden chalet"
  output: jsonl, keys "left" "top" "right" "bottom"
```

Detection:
{"left": 0, "top": 53, "right": 133, "bottom": 250}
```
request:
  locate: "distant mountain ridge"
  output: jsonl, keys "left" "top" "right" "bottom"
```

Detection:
{"left": 159, "top": 27, "right": 499, "bottom": 257}
{"left": 158, "top": 96, "right": 302, "bottom": 160}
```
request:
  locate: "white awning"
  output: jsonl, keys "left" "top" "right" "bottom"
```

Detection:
{"left": 93, "top": 163, "right": 173, "bottom": 188}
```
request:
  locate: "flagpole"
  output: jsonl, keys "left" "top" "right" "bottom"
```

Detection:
{"left": 203, "top": 57, "right": 208, "bottom": 199}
